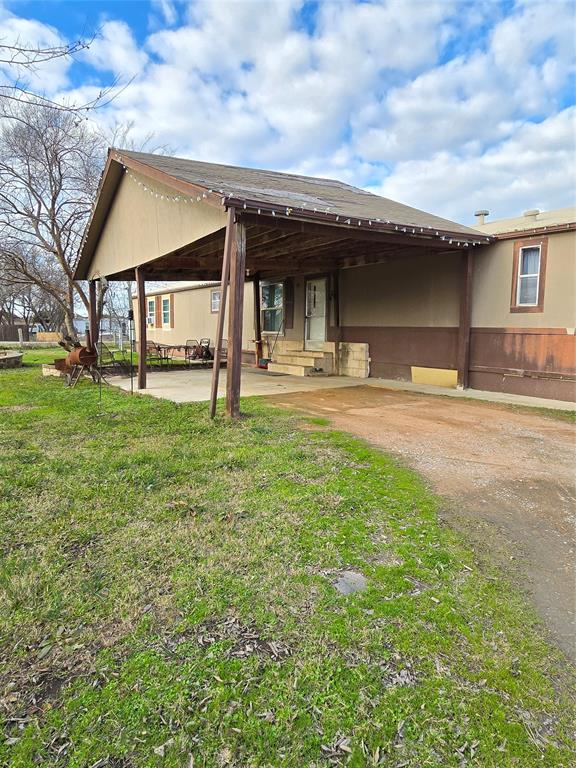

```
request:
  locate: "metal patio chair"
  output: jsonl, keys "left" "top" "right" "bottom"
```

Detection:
{"left": 145, "top": 340, "right": 164, "bottom": 369}
{"left": 185, "top": 339, "right": 200, "bottom": 368}
{"left": 98, "top": 342, "right": 128, "bottom": 374}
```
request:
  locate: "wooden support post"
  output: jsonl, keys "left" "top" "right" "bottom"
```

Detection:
{"left": 226, "top": 217, "right": 246, "bottom": 418}
{"left": 253, "top": 272, "right": 262, "bottom": 365}
{"left": 457, "top": 250, "right": 473, "bottom": 389}
{"left": 135, "top": 266, "right": 147, "bottom": 390}
{"left": 88, "top": 279, "right": 98, "bottom": 348}
{"left": 209, "top": 207, "right": 235, "bottom": 419}
{"left": 330, "top": 270, "right": 342, "bottom": 374}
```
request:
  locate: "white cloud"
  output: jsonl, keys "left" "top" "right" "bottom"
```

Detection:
{"left": 0, "top": 11, "right": 72, "bottom": 94}
{"left": 82, "top": 20, "right": 149, "bottom": 79}
{"left": 150, "top": 0, "right": 178, "bottom": 27}
{"left": 375, "top": 107, "right": 576, "bottom": 223}
{"left": 0, "top": 0, "right": 574, "bottom": 222}
{"left": 352, "top": 0, "right": 576, "bottom": 163}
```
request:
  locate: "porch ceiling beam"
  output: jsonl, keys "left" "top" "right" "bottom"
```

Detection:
{"left": 141, "top": 270, "right": 223, "bottom": 280}
{"left": 246, "top": 229, "right": 301, "bottom": 250}
{"left": 248, "top": 235, "right": 351, "bottom": 261}
{"left": 239, "top": 213, "right": 470, "bottom": 250}
{"left": 252, "top": 246, "right": 436, "bottom": 277}
{"left": 265, "top": 239, "right": 400, "bottom": 261}
{"left": 151, "top": 229, "right": 298, "bottom": 268}
{"left": 153, "top": 242, "right": 431, "bottom": 276}
{"left": 128, "top": 238, "right": 440, "bottom": 281}
{"left": 162, "top": 231, "right": 225, "bottom": 261}
{"left": 247, "top": 243, "right": 395, "bottom": 269}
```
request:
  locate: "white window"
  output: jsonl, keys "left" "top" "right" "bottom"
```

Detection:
{"left": 211, "top": 289, "right": 221, "bottom": 313}
{"left": 146, "top": 298, "right": 155, "bottom": 326}
{"left": 261, "top": 281, "right": 283, "bottom": 332}
{"left": 162, "top": 296, "right": 170, "bottom": 326}
{"left": 516, "top": 246, "right": 541, "bottom": 306}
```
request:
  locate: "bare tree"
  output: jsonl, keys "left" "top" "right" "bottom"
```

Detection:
{"left": 105, "top": 120, "right": 173, "bottom": 157}
{"left": 0, "top": 256, "right": 65, "bottom": 330}
{"left": 0, "top": 101, "right": 104, "bottom": 337}
{"left": 0, "top": 35, "right": 124, "bottom": 115}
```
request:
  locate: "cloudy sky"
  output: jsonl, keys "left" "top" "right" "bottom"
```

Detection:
{"left": 1, "top": 0, "right": 575, "bottom": 224}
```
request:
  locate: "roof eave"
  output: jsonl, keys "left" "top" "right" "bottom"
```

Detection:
{"left": 73, "top": 151, "right": 121, "bottom": 280}
{"left": 224, "top": 196, "right": 494, "bottom": 247}
{"left": 73, "top": 150, "right": 224, "bottom": 281}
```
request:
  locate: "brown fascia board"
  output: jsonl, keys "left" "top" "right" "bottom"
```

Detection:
{"left": 73, "top": 151, "right": 122, "bottom": 280}
{"left": 111, "top": 150, "right": 224, "bottom": 206}
{"left": 228, "top": 197, "right": 493, "bottom": 247}
{"left": 491, "top": 222, "right": 576, "bottom": 240}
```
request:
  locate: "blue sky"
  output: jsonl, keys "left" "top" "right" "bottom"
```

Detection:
{"left": 1, "top": 0, "right": 575, "bottom": 223}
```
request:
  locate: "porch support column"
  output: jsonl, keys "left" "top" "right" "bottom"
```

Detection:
{"left": 135, "top": 266, "right": 147, "bottom": 390}
{"left": 226, "top": 216, "right": 246, "bottom": 418}
{"left": 88, "top": 279, "right": 98, "bottom": 349}
{"left": 253, "top": 272, "right": 262, "bottom": 365}
{"left": 330, "top": 270, "right": 341, "bottom": 374}
{"left": 209, "top": 207, "right": 234, "bottom": 419}
{"left": 457, "top": 250, "right": 473, "bottom": 389}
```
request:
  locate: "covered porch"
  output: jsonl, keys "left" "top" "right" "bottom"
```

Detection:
{"left": 75, "top": 150, "right": 490, "bottom": 418}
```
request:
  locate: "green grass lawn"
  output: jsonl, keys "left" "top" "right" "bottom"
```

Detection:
{"left": 0, "top": 353, "right": 574, "bottom": 767}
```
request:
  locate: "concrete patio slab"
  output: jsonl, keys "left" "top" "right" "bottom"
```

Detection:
{"left": 110, "top": 367, "right": 574, "bottom": 411}
{"left": 111, "top": 367, "right": 368, "bottom": 403}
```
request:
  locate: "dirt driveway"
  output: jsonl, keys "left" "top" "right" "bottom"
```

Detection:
{"left": 267, "top": 385, "right": 576, "bottom": 660}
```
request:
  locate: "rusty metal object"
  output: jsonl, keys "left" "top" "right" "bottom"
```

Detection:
{"left": 66, "top": 346, "right": 97, "bottom": 367}
{"left": 54, "top": 339, "right": 97, "bottom": 376}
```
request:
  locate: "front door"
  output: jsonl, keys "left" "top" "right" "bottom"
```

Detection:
{"left": 305, "top": 278, "right": 327, "bottom": 350}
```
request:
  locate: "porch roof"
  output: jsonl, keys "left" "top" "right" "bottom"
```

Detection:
{"left": 75, "top": 149, "right": 493, "bottom": 281}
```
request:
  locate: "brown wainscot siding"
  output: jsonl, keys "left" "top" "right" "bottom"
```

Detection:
{"left": 469, "top": 327, "right": 576, "bottom": 402}
{"left": 340, "top": 326, "right": 458, "bottom": 379}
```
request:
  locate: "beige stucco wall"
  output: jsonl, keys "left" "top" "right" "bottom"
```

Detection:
{"left": 472, "top": 230, "right": 576, "bottom": 328}
{"left": 89, "top": 172, "right": 227, "bottom": 280}
{"left": 133, "top": 284, "right": 255, "bottom": 351}
{"left": 339, "top": 253, "right": 461, "bottom": 327}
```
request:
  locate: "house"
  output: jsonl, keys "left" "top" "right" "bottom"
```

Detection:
{"left": 134, "top": 281, "right": 256, "bottom": 362}
{"left": 74, "top": 149, "right": 575, "bottom": 416}
{"left": 470, "top": 207, "right": 575, "bottom": 401}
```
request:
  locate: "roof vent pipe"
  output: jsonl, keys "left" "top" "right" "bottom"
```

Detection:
{"left": 523, "top": 209, "right": 540, "bottom": 218}
{"left": 474, "top": 209, "right": 489, "bottom": 225}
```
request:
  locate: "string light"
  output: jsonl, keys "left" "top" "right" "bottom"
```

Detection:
{"left": 119, "top": 161, "right": 484, "bottom": 249}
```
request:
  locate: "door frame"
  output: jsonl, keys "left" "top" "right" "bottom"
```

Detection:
{"left": 304, "top": 275, "right": 328, "bottom": 350}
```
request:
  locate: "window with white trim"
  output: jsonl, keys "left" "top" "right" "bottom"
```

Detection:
{"left": 146, "top": 298, "right": 155, "bottom": 326}
{"left": 211, "top": 289, "right": 221, "bottom": 313}
{"left": 516, "top": 245, "right": 541, "bottom": 306}
{"left": 162, "top": 296, "right": 170, "bottom": 327}
{"left": 260, "top": 281, "right": 284, "bottom": 333}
